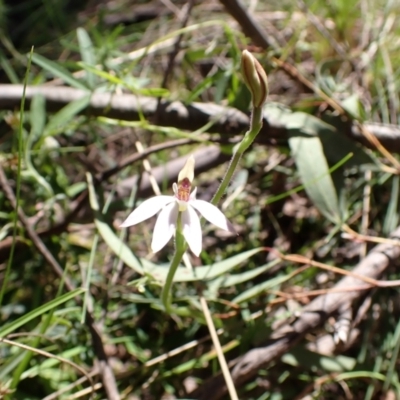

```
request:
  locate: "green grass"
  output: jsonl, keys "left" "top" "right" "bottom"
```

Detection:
{"left": 1, "top": 0, "right": 400, "bottom": 399}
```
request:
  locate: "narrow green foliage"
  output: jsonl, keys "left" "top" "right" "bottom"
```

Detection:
{"left": 2, "top": 2, "right": 400, "bottom": 398}
{"left": 0, "top": 288, "right": 85, "bottom": 337}
{"left": 31, "top": 53, "right": 89, "bottom": 89}
{"left": 77, "top": 27, "right": 97, "bottom": 89}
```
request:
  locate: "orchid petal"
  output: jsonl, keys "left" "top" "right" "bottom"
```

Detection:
{"left": 189, "top": 187, "right": 197, "bottom": 201}
{"left": 182, "top": 206, "right": 202, "bottom": 257}
{"left": 190, "top": 199, "right": 235, "bottom": 233}
{"left": 151, "top": 201, "right": 178, "bottom": 253}
{"left": 120, "top": 196, "right": 174, "bottom": 227}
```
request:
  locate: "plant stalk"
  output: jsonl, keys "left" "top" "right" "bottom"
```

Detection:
{"left": 161, "top": 214, "right": 185, "bottom": 312}
{"left": 211, "top": 106, "right": 263, "bottom": 206}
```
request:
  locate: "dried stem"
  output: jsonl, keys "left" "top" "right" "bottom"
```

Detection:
{"left": 199, "top": 296, "right": 239, "bottom": 400}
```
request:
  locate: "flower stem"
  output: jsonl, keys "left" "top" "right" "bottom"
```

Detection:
{"left": 211, "top": 106, "right": 263, "bottom": 206}
{"left": 161, "top": 214, "right": 185, "bottom": 312}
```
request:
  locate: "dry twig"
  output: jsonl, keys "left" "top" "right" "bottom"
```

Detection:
{"left": 218, "top": 0, "right": 280, "bottom": 50}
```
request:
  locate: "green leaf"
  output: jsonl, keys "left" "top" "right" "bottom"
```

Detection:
{"left": 95, "top": 211, "right": 265, "bottom": 282}
{"left": 77, "top": 27, "right": 97, "bottom": 88}
{"left": 383, "top": 175, "right": 399, "bottom": 235}
{"left": 77, "top": 62, "right": 170, "bottom": 97}
{"left": 266, "top": 103, "right": 376, "bottom": 224}
{"left": 31, "top": 53, "right": 89, "bottom": 90}
{"left": 211, "top": 259, "right": 280, "bottom": 288}
{"left": 232, "top": 274, "right": 290, "bottom": 304}
{"left": 265, "top": 102, "right": 375, "bottom": 167}
{"left": 96, "top": 217, "right": 145, "bottom": 275}
{"left": 0, "top": 348, "right": 27, "bottom": 380}
{"left": 140, "top": 247, "right": 266, "bottom": 282}
{"left": 0, "top": 288, "right": 85, "bottom": 337}
{"left": 186, "top": 74, "right": 214, "bottom": 103}
{"left": 289, "top": 133, "right": 341, "bottom": 224}
{"left": 320, "top": 113, "right": 376, "bottom": 168}
{"left": 0, "top": 48, "right": 19, "bottom": 84}
{"left": 86, "top": 172, "right": 144, "bottom": 275}
{"left": 29, "top": 94, "right": 46, "bottom": 143}
{"left": 341, "top": 93, "right": 364, "bottom": 120}
{"left": 20, "top": 346, "right": 86, "bottom": 380}
{"left": 44, "top": 94, "right": 91, "bottom": 136}
{"left": 282, "top": 346, "right": 356, "bottom": 372}
{"left": 24, "top": 95, "right": 53, "bottom": 195}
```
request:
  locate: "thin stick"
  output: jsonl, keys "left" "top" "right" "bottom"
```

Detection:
{"left": 360, "top": 169, "right": 372, "bottom": 258}
{"left": 145, "top": 328, "right": 223, "bottom": 367}
{"left": 0, "top": 338, "right": 94, "bottom": 389}
{"left": 41, "top": 370, "right": 99, "bottom": 400}
{"left": 135, "top": 141, "right": 161, "bottom": 195}
{"left": 199, "top": 296, "right": 239, "bottom": 400}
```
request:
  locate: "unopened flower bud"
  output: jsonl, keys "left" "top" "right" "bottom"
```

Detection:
{"left": 241, "top": 50, "right": 268, "bottom": 108}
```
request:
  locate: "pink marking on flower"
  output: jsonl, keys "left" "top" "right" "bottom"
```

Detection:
{"left": 177, "top": 177, "right": 191, "bottom": 202}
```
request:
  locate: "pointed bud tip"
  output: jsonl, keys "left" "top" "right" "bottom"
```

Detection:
{"left": 241, "top": 50, "right": 268, "bottom": 108}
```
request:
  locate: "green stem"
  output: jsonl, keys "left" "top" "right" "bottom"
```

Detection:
{"left": 211, "top": 150, "right": 242, "bottom": 206}
{"left": 160, "top": 105, "right": 263, "bottom": 311}
{"left": 211, "top": 106, "right": 263, "bottom": 206}
{"left": 161, "top": 214, "right": 186, "bottom": 312}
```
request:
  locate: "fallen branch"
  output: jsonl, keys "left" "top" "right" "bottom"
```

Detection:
{"left": 189, "top": 226, "right": 400, "bottom": 399}
{"left": 0, "top": 84, "right": 248, "bottom": 136}
{"left": 218, "top": 0, "right": 281, "bottom": 50}
{"left": 1, "top": 84, "right": 400, "bottom": 152}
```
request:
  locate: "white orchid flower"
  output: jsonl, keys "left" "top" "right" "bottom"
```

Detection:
{"left": 120, "top": 155, "right": 235, "bottom": 256}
